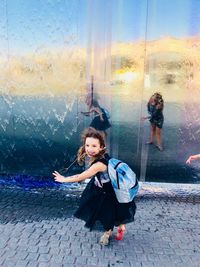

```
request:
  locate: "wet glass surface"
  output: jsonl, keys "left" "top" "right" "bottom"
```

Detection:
{"left": 0, "top": 0, "right": 200, "bottom": 184}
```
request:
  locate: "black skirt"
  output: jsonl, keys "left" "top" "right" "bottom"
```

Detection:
{"left": 90, "top": 111, "right": 111, "bottom": 131}
{"left": 74, "top": 178, "right": 136, "bottom": 231}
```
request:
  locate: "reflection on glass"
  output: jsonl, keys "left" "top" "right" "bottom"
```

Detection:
{"left": 0, "top": 0, "right": 200, "bottom": 184}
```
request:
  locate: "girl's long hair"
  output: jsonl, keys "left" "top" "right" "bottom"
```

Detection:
{"left": 77, "top": 127, "right": 106, "bottom": 165}
{"left": 148, "top": 92, "right": 164, "bottom": 110}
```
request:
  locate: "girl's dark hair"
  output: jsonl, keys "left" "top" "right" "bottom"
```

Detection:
{"left": 77, "top": 127, "right": 106, "bottom": 165}
{"left": 92, "top": 99, "right": 100, "bottom": 108}
{"left": 148, "top": 92, "right": 164, "bottom": 110}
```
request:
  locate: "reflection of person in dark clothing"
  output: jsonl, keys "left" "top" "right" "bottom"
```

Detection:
{"left": 81, "top": 95, "right": 111, "bottom": 137}
{"left": 142, "top": 92, "right": 164, "bottom": 151}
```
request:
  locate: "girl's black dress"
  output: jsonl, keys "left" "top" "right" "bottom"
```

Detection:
{"left": 74, "top": 158, "right": 136, "bottom": 231}
{"left": 90, "top": 108, "right": 111, "bottom": 131}
{"left": 148, "top": 103, "right": 164, "bottom": 129}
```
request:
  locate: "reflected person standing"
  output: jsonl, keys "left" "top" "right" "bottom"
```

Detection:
{"left": 142, "top": 92, "right": 164, "bottom": 151}
{"left": 81, "top": 94, "right": 111, "bottom": 139}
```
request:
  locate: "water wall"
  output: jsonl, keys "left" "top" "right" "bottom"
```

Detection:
{"left": 0, "top": 0, "right": 200, "bottom": 184}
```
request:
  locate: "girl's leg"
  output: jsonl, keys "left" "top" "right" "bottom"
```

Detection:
{"left": 119, "top": 224, "right": 126, "bottom": 231}
{"left": 155, "top": 127, "right": 163, "bottom": 150}
{"left": 99, "top": 229, "right": 112, "bottom": 246}
{"left": 147, "top": 124, "right": 156, "bottom": 144}
{"left": 115, "top": 224, "right": 126, "bottom": 241}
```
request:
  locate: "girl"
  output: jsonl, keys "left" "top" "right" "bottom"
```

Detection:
{"left": 81, "top": 95, "right": 111, "bottom": 137}
{"left": 52, "top": 127, "right": 136, "bottom": 246}
{"left": 142, "top": 92, "right": 164, "bottom": 151}
{"left": 186, "top": 154, "right": 200, "bottom": 164}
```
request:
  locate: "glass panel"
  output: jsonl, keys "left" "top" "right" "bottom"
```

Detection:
{"left": 0, "top": 0, "right": 87, "bottom": 176}
{"left": 109, "top": 0, "right": 148, "bottom": 179}
{"left": 0, "top": 0, "right": 200, "bottom": 184}
{"left": 141, "top": 0, "right": 200, "bottom": 183}
{"left": 85, "top": 0, "right": 148, "bottom": 181}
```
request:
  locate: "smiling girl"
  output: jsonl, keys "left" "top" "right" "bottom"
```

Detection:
{"left": 53, "top": 127, "right": 136, "bottom": 246}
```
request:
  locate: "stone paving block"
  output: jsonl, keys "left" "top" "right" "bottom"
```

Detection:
{"left": 0, "top": 185, "right": 200, "bottom": 267}
{"left": 38, "top": 263, "right": 50, "bottom": 267}
{"left": 59, "top": 247, "right": 71, "bottom": 256}
{"left": 48, "top": 240, "right": 61, "bottom": 248}
{"left": 14, "top": 251, "right": 29, "bottom": 260}
{"left": 38, "top": 246, "right": 50, "bottom": 254}
{"left": 25, "top": 252, "right": 39, "bottom": 262}
{"left": 176, "top": 262, "right": 199, "bottom": 267}
{"left": 49, "top": 263, "right": 62, "bottom": 267}
{"left": 38, "top": 240, "right": 49, "bottom": 247}
{"left": 2, "top": 249, "right": 16, "bottom": 259}
{"left": 1, "top": 260, "right": 15, "bottom": 267}
{"left": 139, "top": 262, "right": 155, "bottom": 267}
{"left": 0, "top": 240, "right": 7, "bottom": 249}
{"left": 38, "top": 253, "right": 52, "bottom": 262}
{"left": 26, "top": 260, "right": 38, "bottom": 267}
{"left": 62, "top": 255, "right": 76, "bottom": 264}
{"left": 87, "top": 256, "right": 99, "bottom": 265}
{"left": 74, "top": 256, "right": 88, "bottom": 265}
{"left": 26, "top": 245, "right": 39, "bottom": 254}
{"left": 92, "top": 249, "right": 105, "bottom": 257}
{"left": 62, "top": 264, "right": 75, "bottom": 267}
{"left": 59, "top": 239, "right": 72, "bottom": 248}
{"left": 27, "top": 238, "right": 40, "bottom": 245}
{"left": 15, "top": 260, "right": 29, "bottom": 267}
{"left": 50, "top": 254, "right": 64, "bottom": 264}
{"left": 129, "top": 261, "right": 142, "bottom": 267}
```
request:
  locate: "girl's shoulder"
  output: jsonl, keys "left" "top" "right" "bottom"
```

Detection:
{"left": 92, "top": 154, "right": 110, "bottom": 166}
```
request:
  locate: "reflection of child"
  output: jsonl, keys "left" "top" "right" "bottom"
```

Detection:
{"left": 53, "top": 127, "right": 136, "bottom": 246}
{"left": 142, "top": 92, "right": 164, "bottom": 151}
{"left": 186, "top": 154, "right": 200, "bottom": 164}
{"left": 81, "top": 95, "right": 111, "bottom": 135}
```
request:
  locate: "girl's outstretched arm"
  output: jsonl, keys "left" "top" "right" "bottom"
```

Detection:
{"left": 141, "top": 115, "right": 151, "bottom": 121}
{"left": 186, "top": 154, "right": 200, "bottom": 164}
{"left": 91, "top": 107, "right": 104, "bottom": 121}
{"left": 53, "top": 162, "right": 107, "bottom": 183}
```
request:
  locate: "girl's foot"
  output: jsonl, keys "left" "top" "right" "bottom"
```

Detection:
{"left": 115, "top": 226, "right": 126, "bottom": 241}
{"left": 156, "top": 145, "right": 164, "bottom": 151}
{"left": 145, "top": 141, "right": 153, "bottom": 145}
{"left": 99, "top": 232, "right": 111, "bottom": 246}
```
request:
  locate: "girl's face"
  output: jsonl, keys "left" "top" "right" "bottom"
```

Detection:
{"left": 150, "top": 95, "right": 156, "bottom": 104}
{"left": 85, "top": 137, "right": 103, "bottom": 157}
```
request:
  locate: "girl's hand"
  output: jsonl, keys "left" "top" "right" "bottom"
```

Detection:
{"left": 52, "top": 171, "right": 67, "bottom": 183}
{"left": 81, "top": 111, "right": 90, "bottom": 116}
{"left": 186, "top": 155, "right": 200, "bottom": 164}
{"left": 141, "top": 116, "right": 147, "bottom": 121}
{"left": 100, "top": 115, "right": 104, "bottom": 121}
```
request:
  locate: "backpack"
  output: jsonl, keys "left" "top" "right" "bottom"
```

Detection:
{"left": 102, "top": 108, "right": 110, "bottom": 119}
{"left": 108, "top": 158, "right": 139, "bottom": 203}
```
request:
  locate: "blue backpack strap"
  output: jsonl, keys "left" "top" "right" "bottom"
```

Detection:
{"left": 114, "top": 161, "right": 122, "bottom": 170}
{"left": 114, "top": 161, "right": 126, "bottom": 176}
{"left": 113, "top": 161, "right": 123, "bottom": 189}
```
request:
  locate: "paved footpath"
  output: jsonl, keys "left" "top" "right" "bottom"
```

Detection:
{"left": 0, "top": 183, "right": 200, "bottom": 267}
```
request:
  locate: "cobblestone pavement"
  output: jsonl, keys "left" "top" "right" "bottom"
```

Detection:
{"left": 0, "top": 183, "right": 200, "bottom": 267}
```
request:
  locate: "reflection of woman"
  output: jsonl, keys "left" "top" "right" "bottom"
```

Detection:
{"left": 186, "top": 154, "right": 200, "bottom": 164}
{"left": 142, "top": 92, "right": 164, "bottom": 151}
{"left": 81, "top": 95, "right": 111, "bottom": 136}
